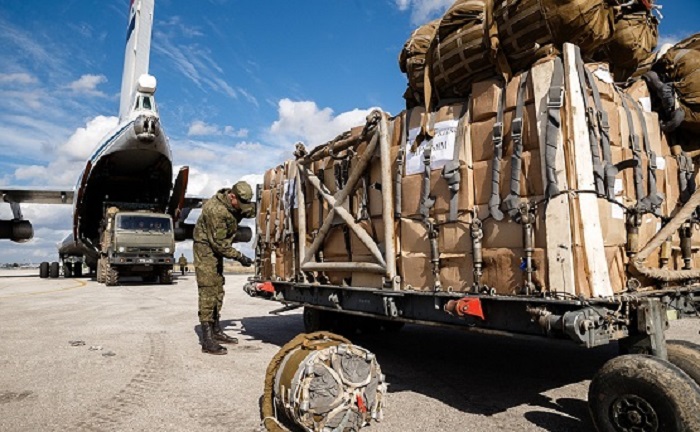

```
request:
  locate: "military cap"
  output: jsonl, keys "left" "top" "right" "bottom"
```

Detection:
{"left": 231, "top": 181, "right": 253, "bottom": 203}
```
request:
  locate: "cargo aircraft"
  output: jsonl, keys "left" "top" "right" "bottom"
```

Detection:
{"left": 0, "top": 0, "right": 198, "bottom": 277}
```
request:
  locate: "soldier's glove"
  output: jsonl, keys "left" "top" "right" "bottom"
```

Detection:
{"left": 238, "top": 255, "right": 254, "bottom": 267}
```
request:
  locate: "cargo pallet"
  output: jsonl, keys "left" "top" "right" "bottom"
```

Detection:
{"left": 248, "top": 45, "right": 700, "bottom": 430}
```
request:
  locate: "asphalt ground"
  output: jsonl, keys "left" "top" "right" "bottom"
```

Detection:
{"left": 0, "top": 269, "right": 698, "bottom": 432}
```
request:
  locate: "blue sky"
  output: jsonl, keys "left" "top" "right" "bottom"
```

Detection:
{"left": 0, "top": 0, "right": 697, "bottom": 263}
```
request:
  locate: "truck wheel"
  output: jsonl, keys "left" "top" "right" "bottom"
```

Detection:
{"left": 39, "top": 262, "right": 49, "bottom": 278}
{"left": 49, "top": 262, "right": 60, "bottom": 278}
{"left": 96, "top": 258, "right": 105, "bottom": 283}
{"left": 159, "top": 268, "right": 173, "bottom": 284}
{"left": 667, "top": 340, "right": 700, "bottom": 386}
{"left": 73, "top": 264, "right": 83, "bottom": 277}
{"left": 588, "top": 354, "right": 700, "bottom": 432}
{"left": 105, "top": 265, "right": 119, "bottom": 286}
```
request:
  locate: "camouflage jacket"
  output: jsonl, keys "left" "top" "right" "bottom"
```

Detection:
{"left": 193, "top": 189, "right": 243, "bottom": 260}
{"left": 178, "top": 256, "right": 187, "bottom": 266}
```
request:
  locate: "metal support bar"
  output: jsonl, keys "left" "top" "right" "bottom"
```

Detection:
{"left": 301, "top": 261, "right": 387, "bottom": 274}
{"left": 294, "top": 161, "right": 306, "bottom": 269}
{"left": 9, "top": 202, "right": 22, "bottom": 220}
{"left": 303, "top": 169, "right": 387, "bottom": 267}
{"left": 637, "top": 298, "right": 669, "bottom": 360}
{"left": 378, "top": 114, "right": 397, "bottom": 283}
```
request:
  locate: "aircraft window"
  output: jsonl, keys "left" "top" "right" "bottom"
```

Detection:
{"left": 116, "top": 215, "right": 172, "bottom": 232}
{"left": 143, "top": 97, "right": 152, "bottom": 110}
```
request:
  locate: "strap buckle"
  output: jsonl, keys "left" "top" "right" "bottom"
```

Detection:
{"left": 492, "top": 122, "right": 504, "bottom": 145}
{"left": 649, "top": 152, "right": 658, "bottom": 171}
{"left": 547, "top": 87, "right": 564, "bottom": 109}
{"left": 511, "top": 118, "right": 523, "bottom": 139}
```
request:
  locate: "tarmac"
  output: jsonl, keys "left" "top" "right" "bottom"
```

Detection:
{"left": 0, "top": 268, "right": 698, "bottom": 432}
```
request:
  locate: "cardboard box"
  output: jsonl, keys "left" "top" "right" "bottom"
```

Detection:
{"left": 351, "top": 254, "right": 385, "bottom": 289}
{"left": 481, "top": 248, "right": 547, "bottom": 295}
{"left": 470, "top": 104, "right": 539, "bottom": 163}
{"left": 399, "top": 252, "right": 434, "bottom": 291}
{"left": 322, "top": 225, "right": 349, "bottom": 259}
{"left": 471, "top": 78, "right": 502, "bottom": 123}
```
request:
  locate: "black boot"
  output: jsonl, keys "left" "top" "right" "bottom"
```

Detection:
{"left": 200, "top": 322, "right": 227, "bottom": 355}
{"left": 213, "top": 320, "right": 239, "bottom": 344}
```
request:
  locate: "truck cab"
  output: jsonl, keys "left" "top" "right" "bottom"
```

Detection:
{"left": 98, "top": 208, "right": 175, "bottom": 285}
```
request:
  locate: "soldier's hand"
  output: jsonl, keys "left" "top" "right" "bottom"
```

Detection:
{"left": 238, "top": 255, "right": 254, "bottom": 267}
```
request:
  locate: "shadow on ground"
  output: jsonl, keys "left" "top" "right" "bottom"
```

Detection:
{"left": 240, "top": 314, "right": 612, "bottom": 431}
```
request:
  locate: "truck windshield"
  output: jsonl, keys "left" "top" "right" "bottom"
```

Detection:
{"left": 116, "top": 215, "right": 172, "bottom": 232}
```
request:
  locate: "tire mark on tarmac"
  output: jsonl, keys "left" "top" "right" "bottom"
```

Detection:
{"left": 0, "top": 279, "right": 88, "bottom": 299}
{"left": 74, "top": 333, "right": 167, "bottom": 432}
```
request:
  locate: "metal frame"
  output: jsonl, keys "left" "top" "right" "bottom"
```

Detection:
{"left": 294, "top": 110, "right": 397, "bottom": 286}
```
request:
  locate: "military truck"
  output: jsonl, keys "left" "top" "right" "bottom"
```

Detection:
{"left": 97, "top": 206, "right": 175, "bottom": 286}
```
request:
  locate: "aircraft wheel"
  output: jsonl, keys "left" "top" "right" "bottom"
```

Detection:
{"left": 63, "top": 262, "right": 73, "bottom": 278}
{"left": 588, "top": 354, "right": 700, "bottom": 432}
{"left": 49, "top": 262, "right": 60, "bottom": 278}
{"left": 667, "top": 340, "right": 700, "bottom": 386}
{"left": 39, "top": 262, "right": 49, "bottom": 279}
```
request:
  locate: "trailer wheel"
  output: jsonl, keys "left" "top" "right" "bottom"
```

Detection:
{"left": 39, "top": 262, "right": 49, "bottom": 279}
{"left": 303, "top": 307, "right": 330, "bottom": 333}
{"left": 105, "top": 265, "right": 119, "bottom": 286}
{"left": 588, "top": 354, "right": 700, "bottom": 432}
{"left": 667, "top": 340, "right": 700, "bottom": 386}
{"left": 49, "top": 262, "right": 60, "bottom": 279}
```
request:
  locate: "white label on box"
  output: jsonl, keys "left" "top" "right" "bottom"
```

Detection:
{"left": 594, "top": 68, "right": 614, "bottom": 84}
{"left": 405, "top": 120, "right": 459, "bottom": 175}
{"left": 640, "top": 97, "right": 652, "bottom": 113}
{"left": 612, "top": 197, "right": 625, "bottom": 220}
{"left": 615, "top": 178, "right": 624, "bottom": 196}
{"left": 656, "top": 156, "right": 666, "bottom": 171}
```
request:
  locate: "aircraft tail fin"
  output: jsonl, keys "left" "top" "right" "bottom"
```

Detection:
{"left": 119, "top": 0, "right": 155, "bottom": 121}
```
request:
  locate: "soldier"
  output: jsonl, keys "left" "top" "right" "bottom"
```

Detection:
{"left": 193, "top": 181, "right": 255, "bottom": 355}
{"left": 178, "top": 253, "right": 188, "bottom": 275}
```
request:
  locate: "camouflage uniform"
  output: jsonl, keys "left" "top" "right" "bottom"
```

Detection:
{"left": 193, "top": 183, "right": 254, "bottom": 324}
{"left": 178, "top": 254, "right": 188, "bottom": 275}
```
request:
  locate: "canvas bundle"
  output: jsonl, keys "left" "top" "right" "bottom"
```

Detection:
{"left": 595, "top": 10, "right": 659, "bottom": 81}
{"left": 399, "top": 19, "right": 439, "bottom": 108}
{"left": 653, "top": 33, "right": 700, "bottom": 134}
{"left": 427, "top": 0, "right": 496, "bottom": 100}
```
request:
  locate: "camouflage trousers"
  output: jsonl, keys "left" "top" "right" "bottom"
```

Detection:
{"left": 194, "top": 241, "right": 225, "bottom": 323}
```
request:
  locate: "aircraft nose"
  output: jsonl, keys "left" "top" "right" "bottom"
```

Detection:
{"left": 134, "top": 114, "right": 160, "bottom": 141}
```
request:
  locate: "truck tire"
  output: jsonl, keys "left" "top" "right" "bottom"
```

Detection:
{"left": 105, "top": 265, "right": 119, "bottom": 286}
{"left": 588, "top": 354, "right": 700, "bottom": 432}
{"left": 159, "top": 268, "right": 173, "bottom": 284}
{"left": 667, "top": 340, "right": 700, "bottom": 386}
{"left": 39, "top": 262, "right": 49, "bottom": 279}
{"left": 49, "top": 262, "right": 60, "bottom": 278}
{"left": 96, "top": 258, "right": 106, "bottom": 284}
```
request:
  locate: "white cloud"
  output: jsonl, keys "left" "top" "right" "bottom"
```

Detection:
{"left": 0, "top": 72, "right": 38, "bottom": 85}
{"left": 394, "top": 0, "right": 452, "bottom": 25}
{"left": 269, "top": 99, "right": 377, "bottom": 147}
{"left": 188, "top": 120, "right": 248, "bottom": 137}
{"left": 188, "top": 120, "right": 220, "bottom": 136}
{"left": 66, "top": 74, "right": 108, "bottom": 96}
{"left": 59, "top": 115, "right": 118, "bottom": 160}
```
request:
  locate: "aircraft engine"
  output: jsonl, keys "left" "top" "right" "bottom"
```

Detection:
{"left": 0, "top": 220, "right": 34, "bottom": 243}
{"left": 134, "top": 114, "right": 160, "bottom": 141}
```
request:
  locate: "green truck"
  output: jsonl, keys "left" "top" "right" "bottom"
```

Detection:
{"left": 97, "top": 207, "right": 175, "bottom": 285}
